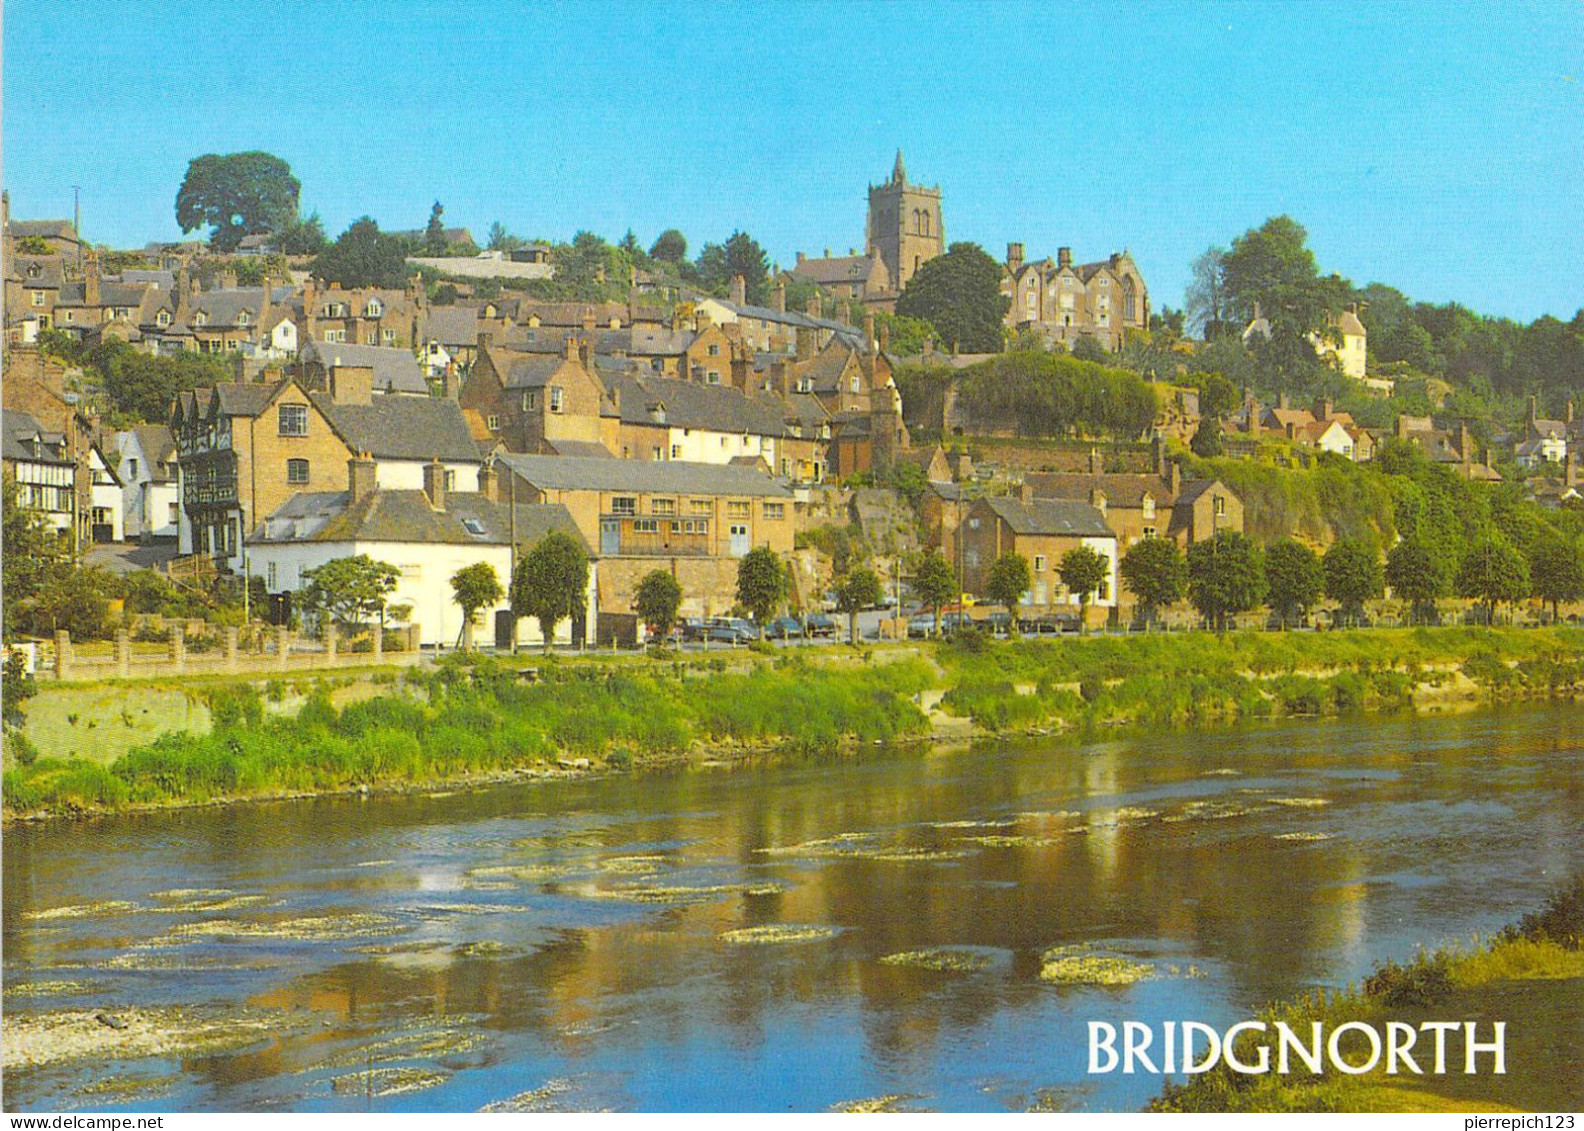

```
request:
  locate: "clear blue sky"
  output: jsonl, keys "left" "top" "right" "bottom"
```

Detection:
{"left": 5, "top": 1, "right": 1581, "bottom": 322}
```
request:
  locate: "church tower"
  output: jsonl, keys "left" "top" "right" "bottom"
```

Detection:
{"left": 866, "top": 150, "right": 943, "bottom": 296}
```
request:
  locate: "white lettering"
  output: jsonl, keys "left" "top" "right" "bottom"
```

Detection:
{"left": 1088, "top": 1022, "right": 1118, "bottom": 1074}
{"left": 1422, "top": 1021, "right": 1459, "bottom": 1073}
{"left": 1124, "top": 1021, "right": 1159, "bottom": 1074}
{"left": 1223, "top": 1021, "right": 1271, "bottom": 1074}
{"left": 1385, "top": 1022, "right": 1422, "bottom": 1074}
{"left": 1276, "top": 1021, "right": 1324, "bottom": 1074}
{"left": 1181, "top": 1021, "right": 1222, "bottom": 1074}
{"left": 1464, "top": 1022, "right": 1506, "bottom": 1074}
{"left": 1329, "top": 1021, "right": 1382, "bottom": 1075}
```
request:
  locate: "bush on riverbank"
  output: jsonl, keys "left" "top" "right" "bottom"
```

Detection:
{"left": 2, "top": 653, "right": 934, "bottom": 815}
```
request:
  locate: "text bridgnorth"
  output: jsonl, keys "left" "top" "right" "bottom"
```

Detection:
{"left": 1088, "top": 1020, "right": 1507, "bottom": 1075}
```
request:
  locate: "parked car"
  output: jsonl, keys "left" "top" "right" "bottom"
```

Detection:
{"left": 803, "top": 613, "right": 838, "bottom": 638}
{"left": 679, "top": 617, "right": 709, "bottom": 643}
{"left": 703, "top": 617, "right": 755, "bottom": 643}
{"left": 765, "top": 616, "right": 804, "bottom": 639}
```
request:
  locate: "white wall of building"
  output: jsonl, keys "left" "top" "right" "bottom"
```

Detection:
{"left": 372, "top": 459, "right": 484, "bottom": 491}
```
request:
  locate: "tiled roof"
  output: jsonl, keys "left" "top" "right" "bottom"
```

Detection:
{"left": 251, "top": 489, "right": 585, "bottom": 551}
{"left": 984, "top": 496, "right": 1115, "bottom": 538}
{"left": 1025, "top": 471, "right": 1177, "bottom": 508}
{"left": 213, "top": 380, "right": 285, "bottom": 418}
{"left": 498, "top": 452, "right": 793, "bottom": 498}
{"left": 8, "top": 256, "right": 64, "bottom": 287}
{"left": 790, "top": 255, "right": 877, "bottom": 285}
{"left": 605, "top": 372, "right": 786, "bottom": 435}
{"left": 301, "top": 340, "right": 429, "bottom": 395}
{"left": 425, "top": 305, "right": 479, "bottom": 347}
{"left": 2, "top": 410, "right": 71, "bottom": 464}
{"left": 310, "top": 394, "right": 481, "bottom": 464}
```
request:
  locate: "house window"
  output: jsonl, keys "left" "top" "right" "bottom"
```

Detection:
{"left": 383, "top": 329, "right": 396, "bottom": 344}
{"left": 62, "top": 310, "right": 75, "bottom": 323}
{"left": 169, "top": 502, "right": 179, "bottom": 523}
{"left": 366, "top": 300, "right": 383, "bottom": 317}
{"left": 690, "top": 499, "right": 713, "bottom": 515}
{"left": 1033, "top": 554, "right": 1047, "bottom": 572}
{"left": 549, "top": 387, "right": 563, "bottom": 413}
{"left": 850, "top": 375, "right": 860, "bottom": 394}
{"left": 487, "top": 414, "right": 501, "bottom": 430}
{"left": 127, "top": 458, "right": 139, "bottom": 478}
{"left": 652, "top": 447, "right": 663, "bottom": 461}
{"left": 444, "top": 470, "right": 456, "bottom": 490}
{"left": 156, "top": 309, "right": 171, "bottom": 325}
{"left": 969, "top": 517, "right": 980, "bottom": 530}
{"left": 1213, "top": 495, "right": 1226, "bottom": 517}
{"left": 652, "top": 498, "right": 676, "bottom": 516}
{"left": 763, "top": 502, "right": 785, "bottom": 520}
{"left": 727, "top": 501, "right": 751, "bottom": 519}
{"left": 236, "top": 311, "right": 250, "bottom": 326}
{"left": 671, "top": 444, "right": 681, "bottom": 459}
{"left": 325, "top": 329, "right": 346, "bottom": 343}
{"left": 523, "top": 391, "right": 538, "bottom": 411}
{"left": 365, "top": 332, "right": 378, "bottom": 345}
{"left": 1142, "top": 497, "right": 1156, "bottom": 519}
{"left": 30, "top": 291, "right": 45, "bottom": 307}
{"left": 633, "top": 518, "right": 659, "bottom": 534}
{"left": 190, "top": 312, "right": 203, "bottom": 326}
{"left": 267, "top": 562, "right": 278, "bottom": 589}
{"left": 706, "top": 370, "right": 721, "bottom": 385}
{"left": 286, "top": 458, "right": 309, "bottom": 484}
{"left": 1142, "top": 526, "right": 1157, "bottom": 540}
{"left": 279, "top": 404, "right": 308, "bottom": 436}
{"left": 707, "top": 343, "right": 720, "bottom": 357}
{"left": 611, "top": 496, "right": 637, "bottom": 515}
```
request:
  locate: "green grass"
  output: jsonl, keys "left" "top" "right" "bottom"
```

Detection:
{"left": 3, "top": 653, "right": 934, "bottom": 816}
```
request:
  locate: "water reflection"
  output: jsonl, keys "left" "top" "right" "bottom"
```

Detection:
{"left": 4, "top": 704, "right": 1582, "bottom": 1112}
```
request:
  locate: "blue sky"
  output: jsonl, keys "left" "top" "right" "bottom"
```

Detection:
{"left": 5, "top": 1, "right": 1581, "bottom": 321}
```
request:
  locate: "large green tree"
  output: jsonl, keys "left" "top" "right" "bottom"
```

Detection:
{"left": 450, "top": 562, "right": 503, "bottom": 651}
{"left": 635, "top": 569, "right": 684, "bottom": 643}
{"left": 1058, "top": 546, "right": 1110, "bottom": 632}
{"left": 303, "top": 555, "right": 399, "bottom": 634}
{"left": 735, "top": 546, "right": 787, "bottom": 635}
{"left": 1322, "top": 539, "right": 1384, "bottom": 628}
{"left": 1220, "top": 216, "right": 1351, "bottom": 377}
{"left": 1187, "top": 531, "right": 1267, "bottom": 631}
{"left": 1385, "top": 538, "right": 1446, "bottom": 625}
{"left": 175, "top": 151, "right": 301, "bottom": 252}
{"left": 649, "top": 228, "right": 687, "bottom": 264}
{"left": 912, "top": 550, "right": 957, "bottom": 636}
{"left": 311, "top": 217, "right": 410, "bottom": 288}
{"left": 276, "top": 212, "right": 329, "bottom": 256}
{"left": 1119, "top": 537, "right": 1186, "bottom": 627}
{"left": 833, "top": 567, "right": 884, "bottom": 644}
{"left": 1527, "top": 535, "right": 1584, "bottom": 622}
{"left": 696, "top": 231, "right": 771, "bottom": 305}
{"left": 896, "top": 242, "right": 1010, "bottom": 354}
{"left": 1264, "top": 539, "right": 1324, "bottom": 628}
{"left": 1457, "top": 537, "right": 1530, "bottom": 623}
{"left": 88, "top": 340, "right": 231, "bottom": 424}
{"left": 512, "top": 531, "right": 589, "bottom": 653}
{"left": 984, "top": 552, "right": 1032, "bottom": 634}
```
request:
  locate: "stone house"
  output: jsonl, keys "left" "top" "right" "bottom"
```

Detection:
{"left": 1001, "top": 244, "right": 1149, "bottom": 352}
{"left": 958, "top": 492, "right": 1119, "bottom": 624}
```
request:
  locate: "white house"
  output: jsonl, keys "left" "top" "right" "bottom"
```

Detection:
{"left": 114, "top": 425, "right": 181, "bottom": 540}
{"left": 246, "top": 458, "right": 596, "bottom": 650}
{"left": 89, "top": 444, "right": 125, "bottom": 542}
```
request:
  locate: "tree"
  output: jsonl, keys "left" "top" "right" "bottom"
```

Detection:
{"left": 1322, "top": 539, "right": 1383, "bottom": 627}
{"left": 1385, "top": 538, "right": 1446, "bottom": 625}
{"left": 487, "top": 221, "right": 523, "bottom": 252}
{"left": 912, "top": 550, "right": 957, "bottom": 636}
{"left": 512, "top": 531, "right": 589, "bottom": 654}
{"left": 1190, "top": 415, "right": 1225, "bottom": 458}
{"left": 2, "top": 651, "right": 36, "bottom": 731}
{"left": 1058, "top": 546, "right": 1110, "bottom": 632}
{"left": 276, "top": 212, "right": 329, "bottom": 256}
{"left": 1220, "top": 216, "right": 1350, "bottom": 376}
{"left": 635, "top": 569, "right": 683, "bottom": 643}
{"left": 175, "top": 151, "right": 301, "bottom": 252}
{"left": 424, "top": 201, "right": 447, "bottom": 256}
{"left": 895, "top": 242, "right": 1010, "bottom": 354}
{"left": 984, "top": 552, "right": 1032, "bottom": 635}
{"left": 89, "top": 338, "right": 231, "bottom": 422}
{"left": 1183, "top": 246, "right": 1228, "bottom": 338}
{"left": 735, "top": 546, "right": 787, "bottom": 636}
{"left": 1265, "top": 539, "right": 1324, "bottom": 628}
{"left": 834, "top": 567, "right": 884, "bottom": 643}
{"left": 450, "top": 562, "right": 503, "bottom": 651}
{"left": 1071, "top": 335, "right": 1108, "bottom": 363}
{"left": 1119, "top": 537, "right": 1186, "bottom": 628}
{"left": 303, "top": 555, "right": 399, "bottom": 635}
{"left": 874, "top": 310, "right": 937, "bottom": 356}
{"left": 649, "top": 228, "right": 687, "bottom": 263}
{"left": 1527, "top": 535, "right": 1584, "bottom": 622}
{"left": 312, "top": 217, "right": 409, "bottom": 288}
{"left": 1187, "top": 531, "right": 1267, "bottom": 631}
{"left": 3, "top": 472, "right": 71, "bottom": 637}
{"left": 1457, "top": 537, "right": 1530, "bottom": 623}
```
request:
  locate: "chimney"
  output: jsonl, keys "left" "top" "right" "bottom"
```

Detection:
{"left": 1168, "top": 458, "right": 1181, "bottom": 496}
{"left": 257, "top": 280, "right": 271, "bottom": 337}
{"left": 1315, "top": 397, "right": 1333, "bottom": 420}
{"left": 478, "top": 461, "right": 498, "bottom": 502}
{"left": 823, "top": 248, "right": 831, "bottom": 259}
{"left": 1057, "top": 247, "right": 1072, "bottom": 269}
{"left": 581, "top": 305, "right": 596, "bottom": 332}
{"left": 303, "top": 277, "right": 318, "bottom": 339}
{"left": 1278, "top": 391, "right": 1290, "bottom": 411}
{"left": 795, "top": 326, "right": 814, "bottom": 361}
{"left": 1152, "top": 435, "right": 1166, "bottom": 476}
{"left": 84, "top": 250, "right": 101, "bottom": 307}
{"left": 810, "top": 290, "right": 823, "bottom": 319}
{"left": 330, "top": 364, "right": 374, "bottom": 406}
{"left": 441, "top": 365, "right": 462, "bottom": 400}
{"left": 477, "top": 328, "right": 493, "bottom": 352}
{"left": 348, "top": 452, "right": 377, "bottom": 503}
{"left": 1018, "top": 482, "right": 1033, "bottom": 503}
{"left": 795, "top": 251, "right": 806, "bottom": 265}
{"left": 1568, "top": 400, "right": 1576, "bottom": 425}
{"left": 1088, "top": 447, "right": 1102, "bottom": 474}
{"left": 609, "top": 385, "right": 620, "bottom": 415}
{"left": 775, "top": 280, "right": 786, "bottom": 314}
{"left": 1007, "top": 242, "right": 1024, "bottom": 271}
{"left": 1527, "top": 395, "right": 1537, "bottom": 426}
{"left": 422, "top": 458, "right": 446, "bottom": 511}
{"left": 878, "top": 322, "right": 889, "bottom": 354}
{"left": 730, "top": 275, "right": 746, "bottom": 306}
{"left": 864, "top": 311, "right": 876, "bottom": 351}
{"left": 220, "top": 268, "right": 238, "bottom": 290}
{"left": 564, "top": 334, "right": 580, "bottom": 361}
{"left": 1566, "top": 450, "right": 1578, "bottom": 487}
{"left": 1459, "top": 423, "right": 1472, "bottom": 466}
{"left": 772, "top": 359, "right": 790, "bottom": 399}
{"left": 1395, "top": 414, "right": 1410, "bottom": 440}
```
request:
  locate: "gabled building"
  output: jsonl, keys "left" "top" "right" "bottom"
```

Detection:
{"left": 464, "top": 334, "right": 614, "bottom": 455}
{"left": 958, "top": 492, "right": 1119, "bottom": 622}
{"left": 115, "top": 425, "right": 181, "bottom": 541}
{"left": 299, "top": 277, "right": 426, "bottom": 349}
{"left": 299, "top": 339, "right": 429, "bottom": 396}
{"left": 1001, "top": 244, "right": 1148, "bottom": 352}
{"left": 3, "top": 409, "right": 77, "bottom": 537}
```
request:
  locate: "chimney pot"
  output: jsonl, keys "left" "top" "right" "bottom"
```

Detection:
{"left": 422, "top": 458, "right": 447, "bottom": 511}
{"left": 348, "top": 453, "right": 377, "bottom": 503}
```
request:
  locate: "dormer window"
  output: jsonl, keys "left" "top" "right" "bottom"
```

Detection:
{"left": 193, "top": 312, "right": 207, "bottom": 327}
{"left": 236, "top": 311, "right": 250, "bottom": 326}
{"left": 365, "top": 300, "right": 383, "bottom": 317}
{"left": 156, "top": 309, "right": 171, "bottom": 326}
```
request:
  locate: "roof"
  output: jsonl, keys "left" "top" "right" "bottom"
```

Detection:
{"left": 8, "top": 219, "right": 77, "bottom": 241}
{"left": 605, "top": 372, "right": 786, "bottom": 435}
{"left": 130, "top": 425, "right": 177, "bottom": 476}
{"left": 790, "top": 255, "right": 877, "bottom": 286}
{"left": 301, "top": 339, "right": 428, "bottom": 394}
{"left": 213, "top": 381, "right": 285, "bottom": 418}
{"left": 185, "top": 286, "right": 292, "bottom": 327}
{"left": 1336, "top": 309, "right": 1367, "bottom": 337}
{"left": 309, "top": 393, "right": 481, "bottom": 463}
{"left": 498, "top": 452, "right": 793, "bottom": 498}
{"left": 2, "top": 410, "right": 71, "bottom": 465}
{"left": 595, "top": 326, "right": 696, "bottom": 357}
{"left": 250, "top": 489, "right": 586, "bottom": 552}
{"left": 1026, "top": 471, "right": 1176, "bottom": 508}
{"left": 983, "top": 496, "right": 1115, "bottom": 539}
{"left": 8, "top": 256, "right": 64, "bottom": 287}
{"left": 425, "top": 305, "right": 479, "bottom": 347}
{"left": 543, "top": 439, "right": 615, "bottom": 459}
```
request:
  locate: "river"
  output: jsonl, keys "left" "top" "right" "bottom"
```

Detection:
{"left": 4, "top": 703, "right": 1582, "bottom": 1112}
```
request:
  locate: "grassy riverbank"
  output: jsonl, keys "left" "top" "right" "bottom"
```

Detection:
{"left": 3, "top": 626, "right": 1581, "bottom": 819}
{"left": 1151, "top": 878, "right": 1584, "bottom": 1113}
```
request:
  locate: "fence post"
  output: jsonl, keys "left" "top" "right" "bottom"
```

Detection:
{"left": 116, "top": 629, "right": 131, "bottom": 679}
{"left": 169, "top": 624, "right": 186, "bottom": 673}
{"left": 54, "top": 630, "right": 72, "bottom": 682}
{"left": 276, "top": 626, "right": 291, "bottom": 671}
{"left": 225, "top": 626, "right": 239, "bottom": 673}
{"left": 325, "top": 623, "right": 338, "bottom": 664}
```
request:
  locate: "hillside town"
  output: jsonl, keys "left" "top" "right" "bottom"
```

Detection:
{"left": 5, "top": 150, "right": 1584, "bottom": 671}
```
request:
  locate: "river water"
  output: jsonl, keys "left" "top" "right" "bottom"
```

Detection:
{"left": 4, "top": 704, "right": 1582, "bottom": 1112}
